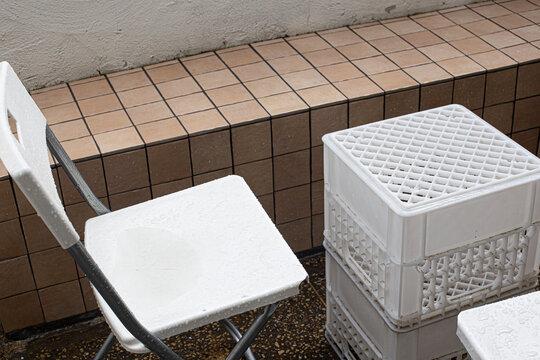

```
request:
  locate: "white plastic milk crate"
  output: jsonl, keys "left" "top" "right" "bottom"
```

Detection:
{"left": 326, "top": 249, "right": 472, "bottom": 360}
{"left": 322, "top": 104, "right": 540, "bottom": 327}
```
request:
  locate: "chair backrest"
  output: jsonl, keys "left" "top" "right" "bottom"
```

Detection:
{"left": 0, "top": 61, "right": 79, "bottom": 249}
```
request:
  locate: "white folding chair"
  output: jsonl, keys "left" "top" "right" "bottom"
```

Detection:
{"left": 0, "top": 61, "right": 308, "bottom": 359}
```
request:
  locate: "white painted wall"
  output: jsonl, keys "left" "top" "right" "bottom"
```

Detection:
{"left": 0, "top": 0, "right": 474, "bottom": 89}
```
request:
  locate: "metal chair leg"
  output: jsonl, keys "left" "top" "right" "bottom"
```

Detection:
{"left": 226, "top": 302, "right": 280, "bottom": 360}
{"left": 93, "top": 332, "right": 116, "bottom": 360}
{"left": 220, "top": 319, "right": 256, "bottom": 360}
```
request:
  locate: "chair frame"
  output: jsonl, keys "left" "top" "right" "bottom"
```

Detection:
{"left": 43, "top": 125, "right": 280, "bottom": 360}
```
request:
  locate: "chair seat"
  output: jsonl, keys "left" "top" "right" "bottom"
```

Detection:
{"left": 85, "top": 175, "right": 307, "bottom": 353}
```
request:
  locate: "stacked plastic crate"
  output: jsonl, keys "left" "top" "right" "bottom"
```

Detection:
{"left": 322, "top": 104, "right": 540, "bottom": 360}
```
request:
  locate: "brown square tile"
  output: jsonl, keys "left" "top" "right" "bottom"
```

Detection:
{"left": 0, "top": 291, "right": 44, "bottom": 332}
{"left": 450, "top": 37, "right": 495, "bottom": 55}
{"left": 253, "top": 41, "right": 298, "bottom": 59}
{"left": 311, "top": 180, "right": 324, "bottom": 215}
{"left": 108, "top": 70, "right": 151, "bottom": 92}
{"left": 80, "top": 277, "right": 98, "bottom": 311}
{"left": 126, "top": 101, "right": 174, "bottom": 125}
{"left": 85, "top": 109, "right": 131, "bottom": 135}
{"left": 273, "top": 150, "right": 310, "bottom": 191}
{"left": 311, "top": 145, "right": 324, "bottom": 181}
{"left": 475, "top": 4, "right": 513, "bottom": 18}
{"left": 352, "top": 24, "right": 395, "bottom": 40}
{"left": 275, "top": 184, "right": 311, "bottom": 224}
{"left": 371, "top": 36, "right": 413, "bottom": 54}
{"left": 137, "top": 117, "right": 187, "bottom": 145}
{"left": 463, "top": 20, "right": 505, "bottom": 36}
{"left": 206, "top": 84, "right": 253, "bottom": 107}
{"left": 311, "top": 103, "right": 348, "bottom": 146}
{"left": 438, "top": 57, "right": 485, "bottom": 77}
{"left": 77, "top": 94, "right": 122, "bottom": 117}
{"left": 30, "top": 247, "right": 77, "bottom": 288}
{"left": 282, "top": 69, "right": 328, "bottom": 90}
{"left": 492, "top": 13, "right": 533, "bottom": 29}
{"left": 352, "top": 55, "right": 398, "bottom": 75}
{"left": 414, "top": 14, "right": 454, "bottom": 29}
{"left": 297, "top": 84, "right": 346, "bottom": 108}
{"left": 514, "top": 95, "right": 540, "bottom": 131}
{"left": 0, "top": 219, "right": 26, "bottom": 261}
{"left": 179, "top": 108, "right": 229, "bottom": 135}
{"left": 232, "top": 62, "right": 276, "bottom": 82}
{"left": 32, "top": 87, "right": 73, "bottom": 109}
{"left": 277, "top": 217, "right": 311, "bottom": 252}
{"left": 60, "top": 136, "right": 100, "bottom": 162}
{"left": 219, "top": 100, "right": 269, "bottom": 125}
{"left": 167, "top": 92, "right": 214, "bottom": 116}
{"left": 235, "top": 159, "right": 273, "bottom": 196}
{"left": 481, "top": 30, "right": 525, "bottom": 49}
{"left": 402, "top": 31, "right": 444, "bottom": 47}
{"left": 146, "top": 139, "right": 191, "bottom": 185}
{"left": 42, "top": 102, "right": 81, "bottom": 125}
{"left": 370, "top": 70, "right": 418, "bottom": 92}
{"left": 190, "top": 130, "right": 232, "bottom": 174}
{"left": 144, "top": 62, "right": 188, "bottom": 84}
{"left": 442, "top": 9, "right": 484, "bottom": 24}
{"left": 109, "top": 188, "right": 151, "bottom": 211}
{"left": 272, "top": 112, "right": 310, "bottom": 155}
{"left": 257, "top": 193, "right": 274, "bottom": 221}
{"left": 318, "top": 28, "right": 363, "bottom": 47}
{"left": 117, "top": 85, "right": 161, "bottom": 108}
{"left": 152, "top": 178, "right": 192, "bottom": 198}
{"left": 58, "top": 158, "right": 107, "bottom": 206}
{"left": 259, "top": 92, "right": 308, "bottom": 117}
{"left": 302, "top": 48, "right": 347, "bottom": 67}
{"left": 386, "top": 49, "right": 431, "bottom": 68}
{"left": 0, "top": 256, "right": 36, "bottom": 298}
{"left": 50, "top": 119, "right": 89, "bottom": 142}
{"left": 334, "top": 77, "right": 384, "bottom": 100}
{"left": 522, "top": 8, "right": 540, "bottom": 22}
{"left": 385, "top": 88, "right": 420, "bottom": 118}
{"left": 419, "top": 43, "right": 464, "bottom": 61}
{"left": 70, "top": 79, "right": 112, "bottom": 100}
{"left": 483, "top": 102, "right": 514, "bottom": 134}
{"left": 336, "top": 41, "right": 380, "bottom": 60}
{"left": 218, "top": 47, "right": 262, "bottom": 67}
{"left": 193, "top": 168, "right": 233, "bottom": 186}
{"left": 501, "top": 0, "right": 539, "bottom": 13}
{"left": 21, "top": 214, "right": 57, "bottom": 252}
{"left": 39, "top": 280, "right": 85, "bottom": 322}
{"left": 485, "top": 67, "right": 517, "bottom": 106}
{"left": 349, "top": 96, "right": 384, "bottom": 127}
{"left": 453, "top": 74, "right": 486, "bottom": 109}
{"left": 384, "top": 19, "right": 425, "bottom": 35}
{"left": 156, "top": 77, "right": 201, "bottom": 99}
{"left": 404, "top": 63, "right": 453, "bottom": 85}
{"left": 501, "top": 43, "right": 540, "bottom": 63}
{"left": 103, "top": 149, "right": 149, "bottom": 194}
{"left": 420, "top": 81, "right": 453, "bottom": 110}
{"left": 517, "top": 62, "right": 540, "bottom": 99}
{"left": 181, "top": 54, "right": 226, "bottom": 75}
{"left": 317, "top": 62, "right": 364, "bottom": 82}
{"left": 231, "top": 121, "right": 272, "bottom": 165}
{"left": 511, "top": 24, "right": 540, "bottom": 42}
{"left": 513, "top": 128, "right": 540, "bottom": 153}
{"left": 244, "top": 76, "right": 291, "bottom": 98}
{"left": 268, "top": 55, "right": 312, "bottom": 74}
{"left": 195, "top": 69, "right": 239, "bottom": 90}
{"left": 287, "top": 34, "right": 330, "bottom": 53}
{"left": 433, "top": 26, "right": 475, "bottom": 41}
{"left": 312, "top": 213, "right": 324, "bottom": 247}
{"left": 470, "top": 50, "right": 517, "bottom": 70}
{"left": 65, "top": 200, "right": 102, "bottom": 241}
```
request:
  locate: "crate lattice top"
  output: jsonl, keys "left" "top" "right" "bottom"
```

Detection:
{"left": 331, "top": 105, "right": 540, "bottom": 208}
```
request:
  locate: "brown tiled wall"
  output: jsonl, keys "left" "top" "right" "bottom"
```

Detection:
{"left": 1, "top": 0, "right": 540, "bottom": 334}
